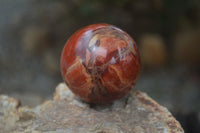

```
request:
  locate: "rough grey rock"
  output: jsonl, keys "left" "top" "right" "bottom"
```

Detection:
{"left": 0, "top": 83, "right": 184, "bottom": 133}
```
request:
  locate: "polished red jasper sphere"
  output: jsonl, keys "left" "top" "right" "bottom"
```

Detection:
{"left": 60, "top": 24, "right": 140, "bottom": 103}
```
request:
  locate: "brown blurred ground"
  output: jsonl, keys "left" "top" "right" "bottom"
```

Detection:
{"left": 0, "top": 0, "right": 200, "bottom": 133}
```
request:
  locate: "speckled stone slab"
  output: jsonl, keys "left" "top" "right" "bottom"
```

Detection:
{"left": 0, "top": 83, "right": 184, "bottom": 133}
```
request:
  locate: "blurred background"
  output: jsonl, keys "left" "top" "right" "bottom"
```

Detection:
{"left": 0, "top": 0, "right": 199, "bottom": 132}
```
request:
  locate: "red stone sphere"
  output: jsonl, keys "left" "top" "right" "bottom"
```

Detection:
{"left": 60, "top": 24, "right": 140, "bottom": 103}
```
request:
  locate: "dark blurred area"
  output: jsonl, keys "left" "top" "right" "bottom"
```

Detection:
{"left": 0, "top": 0, "right": 199, "bottom": 132}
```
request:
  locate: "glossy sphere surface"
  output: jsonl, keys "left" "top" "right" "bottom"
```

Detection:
{"left": 60, "top": 24, "right": 140, "bottom": 103}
